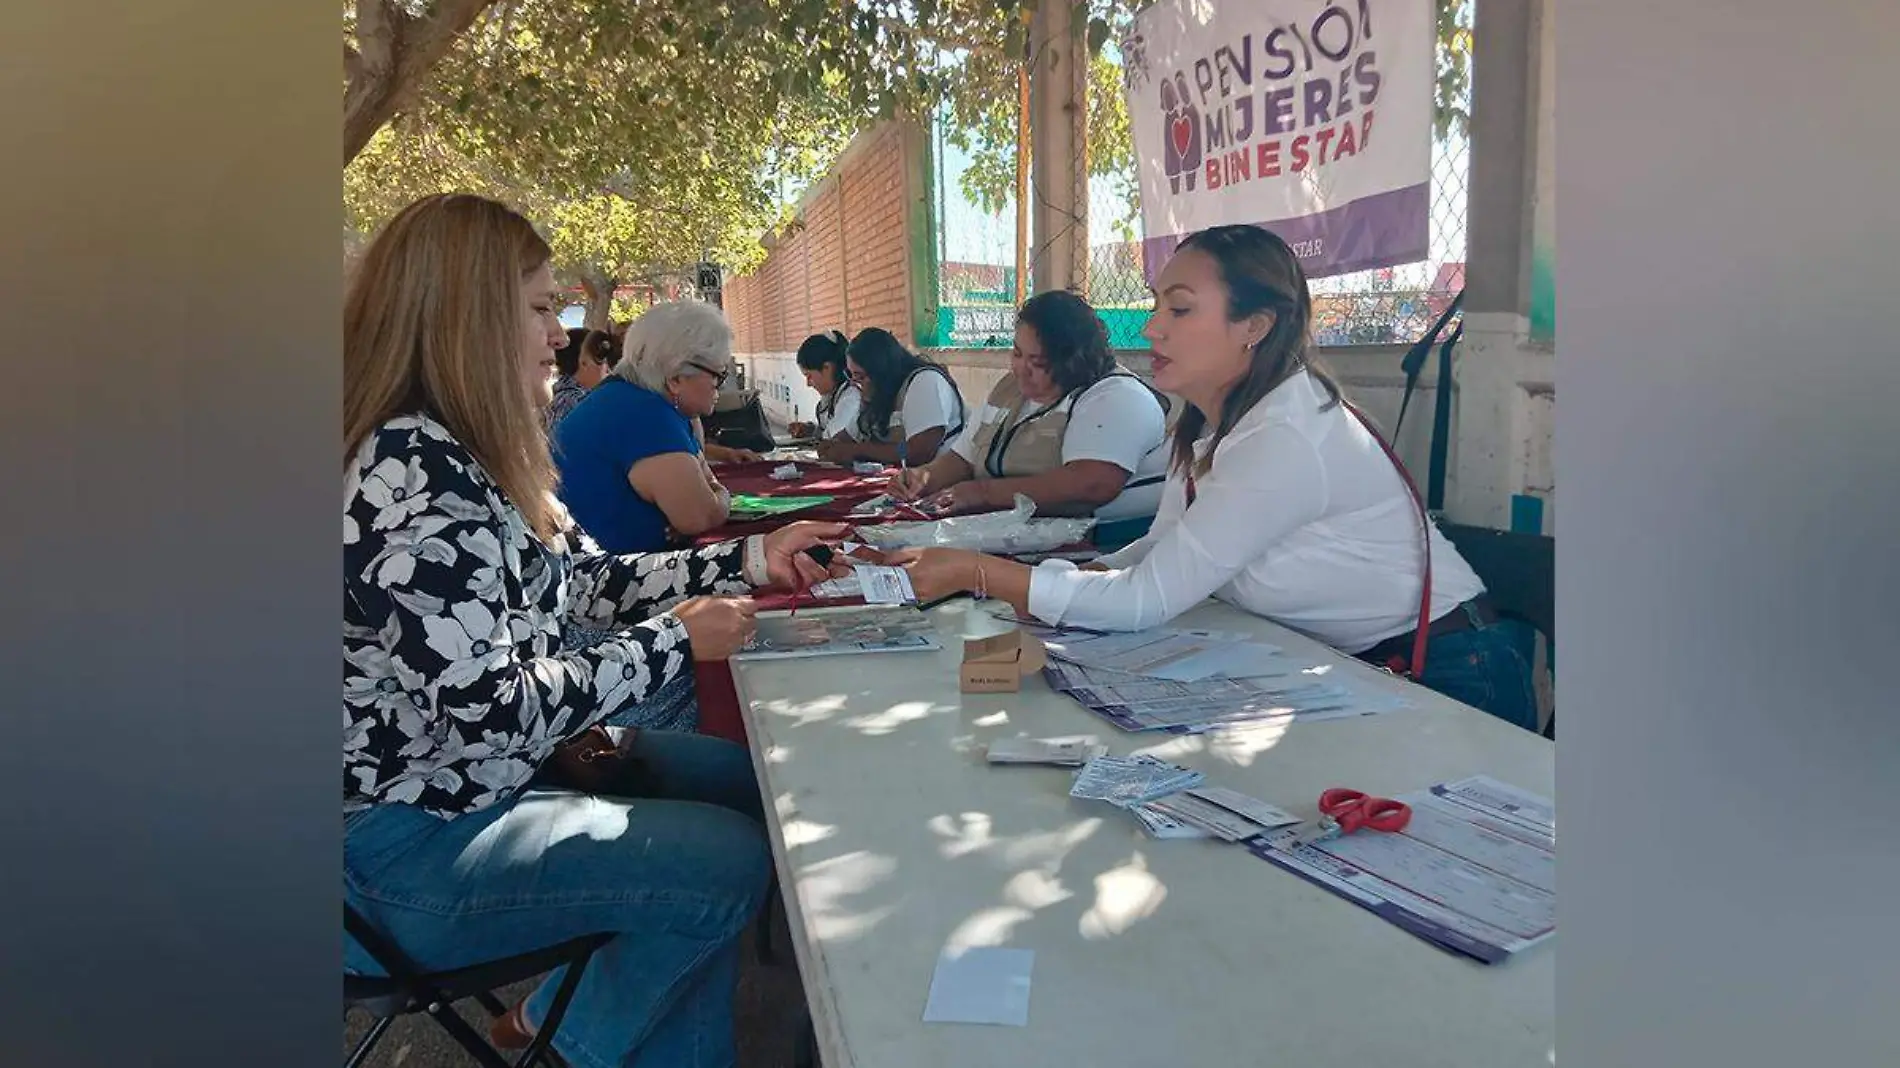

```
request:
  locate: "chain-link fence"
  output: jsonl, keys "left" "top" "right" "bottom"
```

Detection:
{"left": 930, "top": 114, "right": 1022, "bottom": 348}
{"left": 931, "top": 2, "right": 1472, "bottom": 351}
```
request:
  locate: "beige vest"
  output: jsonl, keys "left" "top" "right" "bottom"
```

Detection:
{"left": 967, "top": 370, "right": 1170, "bottom": 480}
{"left": 871, "top": 364, "right": 966, "bottom": 443}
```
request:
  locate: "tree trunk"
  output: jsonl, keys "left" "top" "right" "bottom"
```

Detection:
{"left": 344, "top": 0, "right": 499, "bottom": 166}
{"left": 581, "top": 269, "right": 617, "bottom": 330}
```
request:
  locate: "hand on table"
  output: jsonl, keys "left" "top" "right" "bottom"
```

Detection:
{"left": 720, "top": 447, "right": 765, "bottom": 464}
{"left": 762, "top": 521, "right": 854, "bottom": 590}
{"left": 672, "top": 596, "right": 758, "bottom": 660}
{"left": 886, "top": 547, "right": 983, "bottom": 604}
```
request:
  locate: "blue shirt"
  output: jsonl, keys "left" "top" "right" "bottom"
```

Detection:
{"left": 553, "top": 377, "right": 700, "bottom": 553}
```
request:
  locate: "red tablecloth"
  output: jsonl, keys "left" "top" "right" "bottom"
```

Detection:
{"left": 692, "top": 586, "right": 869, "bottom": 745}
{"left": 696, "top": 460, "right": 893, "bottom": 540}
{"left": 686, "top": 460, "right": 1098, "bottom": 743}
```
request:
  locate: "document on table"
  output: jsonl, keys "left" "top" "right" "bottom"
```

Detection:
{"left": 1042, "top": 658, "right": 1407, "bottom": 734}
{"left": 1042, "top": 628, "right": 1283, "bottom": 681}
{"left": 985, "top": 737, "right": 1108, "bottom": 765}
{"left": 1250, "top": 775, "right": 1556, "bottom": 964}
{"left": 852, "top": 564, "right": 916, "bottom": 604}
{"left": 923, "top": 947, "right": 1035, "bottom": 1026}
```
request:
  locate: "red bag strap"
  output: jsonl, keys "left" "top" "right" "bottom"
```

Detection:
{"left": 1180, "top": 400, "right": 1435, "bottom": 677}
{"left": 1342, "top": 399, "right": 1434, "bottom": 677}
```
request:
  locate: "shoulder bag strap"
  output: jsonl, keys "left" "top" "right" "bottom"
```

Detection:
{"left": 1342, "top": 399, "right": 1434, "bottom": 677}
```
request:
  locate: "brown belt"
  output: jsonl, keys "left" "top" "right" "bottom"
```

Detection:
{"left": 1357, "top": 595, "right": 1499, "bottom": 669}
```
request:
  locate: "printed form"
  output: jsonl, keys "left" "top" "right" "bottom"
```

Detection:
{"left": 1251, "top": 775, "right": 1556, "bottom": 964}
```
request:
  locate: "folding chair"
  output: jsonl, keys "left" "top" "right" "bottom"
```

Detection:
{"left": 344, "top": 903, "right": 612, "bottom": 1068}
{"left": 1438, "top": 522, "right": 1557, "bottom": 739}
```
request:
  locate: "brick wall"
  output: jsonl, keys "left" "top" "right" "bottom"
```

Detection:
{"left": 724, "top": 120, "right": 924, "bottom": 365}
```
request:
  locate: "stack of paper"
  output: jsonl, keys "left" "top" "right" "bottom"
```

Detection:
{"left": 1143, "top": 786, "right": 1303, "bottom": 842}
{"left": 1040, "top": 627, "right": 1285, "bottom": 682}
{"left": 1250, "top": 775, "right": 1557, "bottom": 964}
{"left": 1068, "top": 754, "right": 1204, "bottom": 808}
{"left": 1042, "top": 658, "right": 1406, "bottom": 734}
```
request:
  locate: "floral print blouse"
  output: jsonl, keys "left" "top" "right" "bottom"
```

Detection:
{"left": 344, "top": 413, "right": 753, "bottom": 819}
{"left": 544, "top": 374, "right": 589, "bottom": 434}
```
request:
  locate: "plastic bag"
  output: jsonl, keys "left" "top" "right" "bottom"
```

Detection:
{"left": 855, "top": 494, "right": 1096, "bottom": 554}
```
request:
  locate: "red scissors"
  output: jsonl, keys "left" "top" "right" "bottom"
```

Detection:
{"left": 1294, "top": 788, "right": 1412, "bottom": 847}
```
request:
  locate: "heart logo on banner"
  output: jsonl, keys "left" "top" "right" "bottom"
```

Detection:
{"left": 1170, "top": 115, "right": 1192, "bottom": 157}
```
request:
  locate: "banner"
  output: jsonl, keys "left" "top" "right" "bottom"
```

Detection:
{"left": 1123, "top": 0, "right": 1435, "bottom": 280}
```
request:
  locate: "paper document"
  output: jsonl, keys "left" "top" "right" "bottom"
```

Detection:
{"left": 1144, "top": 792, "right": 1262, "bottom": 841}
{"left": 1251, "top": 776, "right": 1556, "bottom": 964}
{"left": 1133, "top": 801, "right": 1214, "bottom": 839}
{"left": 853, "top": 564, "right": 917, "bottom": 604}
{"left": 735, "top": 605, "right": 939, "bottom": 661}
{"left": 1042, "top": 627, "right": 1284, "bottom": 682}
{"left": 1042, "top": 658, "right": 1406, "bottom": 734}
{"left": 1069, "top": 754, "right": 1204, "bottom": 808}
{"left": 985, "top": 737, "right": 1109, "bottom": 766}
{"left": 1184, "top": 785, "right": 1302, "bottom": 831}
{"left": 922, "top": 947, "right": 1035, "bottom": 1027}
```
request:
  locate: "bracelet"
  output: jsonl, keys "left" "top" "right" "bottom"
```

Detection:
{"left": 742, "top": 535, "right": 771, "bottom": 586}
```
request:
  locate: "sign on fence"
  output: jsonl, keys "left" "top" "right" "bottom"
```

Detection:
{"left": 1123, "top": 0, "right": 1434, "bottom": 281}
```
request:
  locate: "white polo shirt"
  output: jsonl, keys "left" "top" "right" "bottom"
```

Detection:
{"left": 819, "top": 384, "right": 863, "bottom": 440}
{"left": 1027, "top": 370, "right": 1486, "bottom": 654}
{"left": 950, "top": 374, "right": 1169, "bottom": 521}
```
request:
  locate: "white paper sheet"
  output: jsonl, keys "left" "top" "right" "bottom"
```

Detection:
{"left": 922, "top": 947, "right": 1035, "bottom": 1026}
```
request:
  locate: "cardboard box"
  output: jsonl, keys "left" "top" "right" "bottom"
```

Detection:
{"left": 959, "top": 630, "right": 1048, "bottom": 693}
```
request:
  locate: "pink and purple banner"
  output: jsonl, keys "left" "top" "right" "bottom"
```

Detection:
{"left": 1122, "top": 0, "right": 1436, "bottom": 280}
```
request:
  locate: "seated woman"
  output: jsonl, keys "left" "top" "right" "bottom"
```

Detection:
{"left": 544, "top": 327, "right": 616, "bottom": 432}
{"left": 814, "top": 327, "right": 965, "bottom": 467}
{"left": 786, "top": 330, "right": 863, "bottom": 442}
{"left": 344, "top": 193, "right": 845, "bottom": 1067}
{"left": 887, "top": 291, "right": 1169, "bottom": 544}
{"left": 892, "top": 225, "right": 1538, "bottom": 730}
{"left": 553, "top": 301, "right": 738, "bottom": 550}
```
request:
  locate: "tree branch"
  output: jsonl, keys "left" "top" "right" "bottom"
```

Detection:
{"left": 344, "top": 0, "right": 499, "bottom": 166}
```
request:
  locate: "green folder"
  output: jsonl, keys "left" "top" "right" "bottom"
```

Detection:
{"left": 727, "top": 494, "right": 835, "bottom": 520}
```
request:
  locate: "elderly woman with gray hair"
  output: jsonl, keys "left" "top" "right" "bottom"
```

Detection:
{"left": 553, "top": 301, "right": 737, "bottom": 552}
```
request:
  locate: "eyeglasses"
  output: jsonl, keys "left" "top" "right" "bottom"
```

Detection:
{"left": 687, "top": 362, "right": 729, "bottom": 389}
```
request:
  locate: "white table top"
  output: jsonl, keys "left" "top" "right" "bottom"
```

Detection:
{"left": 732, "top": 600, "right": 1554, "bottom": 1068}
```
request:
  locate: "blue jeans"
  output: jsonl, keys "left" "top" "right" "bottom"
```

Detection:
{"left": 344, "top": 730, "right": 769, "bottom": 1068}
{"left": 1414, "top": 620, "right": 1542, "bottom": 733}
{"left": 601, "top": 672, "right": 699, "bottom": 733}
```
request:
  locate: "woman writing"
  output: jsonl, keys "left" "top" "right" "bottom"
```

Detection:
{"left": 813, "top": 327, "right": 966, "bottom": 467}
{"left": 893, "top": 225, "right": 1537, "bottom": 729}
{"left": 553, "top": 300, "right": 740, "bottom": 550}
{"left": 344, "top": 193, "right": 844, "bottom": 1066}
{"left": 887, "top": 290, "right": 1169, "bottom": 546}
{"left": 786, "top": 329, "right": 862, "bottom": 443}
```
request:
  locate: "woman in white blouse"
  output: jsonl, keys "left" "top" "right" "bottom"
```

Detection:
{"left": 895, "top": 225, "right": 1538, "bottom": 729}
{"left": 813, "top": 327, "right": 966, "bottom": 467}
{"left": 887, "top": 290, "right": 1170, "bottom": 549}
{"left": 786, "top": 330, "right": 863, "bottom": 442}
